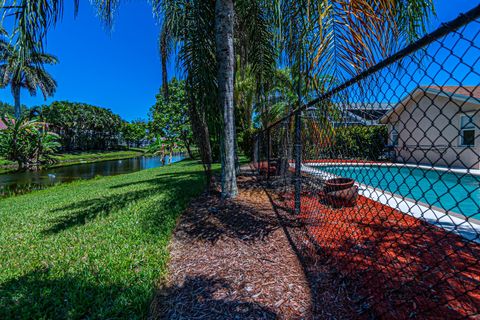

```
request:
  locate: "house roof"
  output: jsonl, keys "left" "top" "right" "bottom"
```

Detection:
{"left": 379, "top": 85, "right": 480, "bottom": 124}
{"left": 428, "top": 86, "right": 480, "bottom": 99}
{"left": 0, "top": 118, "right": 8, "bottom": 130}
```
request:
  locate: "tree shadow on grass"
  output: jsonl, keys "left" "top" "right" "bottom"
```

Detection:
{"left": 109, "top": 170, "right": 207, "bottom": 190}
{"left": 43, "top": 172, "right": 205, "bottom": 235}
{"left": 0, "top": 268, "right": 149, "bottom": 319}
{"left": 149, "top": 276, "right": 277, "bottom": 320}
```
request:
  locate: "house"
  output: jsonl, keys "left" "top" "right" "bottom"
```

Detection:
{"left": 0, "top": 118, "right": 9, "bottom": 130}
{"left": 379, "top": 86, "right": 480, "bottom": 169}
{"left": 343, "top": 102, "right": 393, "bottom": 126}
{"left": 306, "top": 102, "right": 392, "bottom": 127}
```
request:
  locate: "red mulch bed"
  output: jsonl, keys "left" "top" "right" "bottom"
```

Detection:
{"left": 276, "top": 190, "right": 480, "bottom": 319}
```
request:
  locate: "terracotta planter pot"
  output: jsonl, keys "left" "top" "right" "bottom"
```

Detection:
{"left": 325, "top": 185, "right": 359, "bottom": 208}
{"left": 324, "top": 178, "right": 355, "bottom": 193}
{"left": 257, "top": 161, "right": 277, "bottom": 175}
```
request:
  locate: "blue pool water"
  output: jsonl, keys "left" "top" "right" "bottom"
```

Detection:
{"left": 317, "top": 165, "right": 480, "bottom": 219}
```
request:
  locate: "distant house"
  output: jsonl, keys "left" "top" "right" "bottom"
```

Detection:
{"left": 0, "top": 118, "right": 9, "bottom": 130}
{"left": 380, "top": 86, "right": 480, "bottom": 170}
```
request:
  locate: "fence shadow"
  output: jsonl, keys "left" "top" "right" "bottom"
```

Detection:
{"left": 174, "top": 181, "right": 287, "bottom": 244}
{"left": 262, "top": 180, "right": 480, "bottom": 318}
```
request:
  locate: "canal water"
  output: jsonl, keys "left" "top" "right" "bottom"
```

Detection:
{"left": 0, "top": 154, "right": 185, "bottom": 197}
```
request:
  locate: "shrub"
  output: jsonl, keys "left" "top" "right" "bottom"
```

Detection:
{"left": 0, "top": 116, "right": 61, "bottom": 170}
{"left": 333, "top": 125, "right": 387, "bottom": 160}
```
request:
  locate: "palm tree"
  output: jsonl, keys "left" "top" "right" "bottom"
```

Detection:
{"left": 215, "top": 0, "right": 237, "bottom": 197}
{"left": 158, "top": 0, "right": 276, "bottom": 196}
{"left": 1, "top": 0, "right": 434, "bottom": 197}
{"left": 271, "top": 0, "right": 434, "bottom": 94}
{"left": 0, "top": 115, "right": 60, "bottom": 170}
{"left": 0, "top": 40, "right": 58, "bottom": 119}
{"left": 0, "top": 27, "right": 7, "bottom": 53}
{"left": 159, "top": 24, "right": 171, "bottom": 100}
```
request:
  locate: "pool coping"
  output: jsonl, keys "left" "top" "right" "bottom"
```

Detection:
{"left": 303, "top": 161, "right": 480, "bottom": 177}
{"left": 298, "top": 164, "right": 480, "bottom": 244}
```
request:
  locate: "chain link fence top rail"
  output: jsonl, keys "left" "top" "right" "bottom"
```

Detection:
{"left": 253, "top": 4, "right": 480, "bottom": 319}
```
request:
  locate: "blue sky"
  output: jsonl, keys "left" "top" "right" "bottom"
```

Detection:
{"left": 0, "top": 0, "right": 478, "bottom": 121}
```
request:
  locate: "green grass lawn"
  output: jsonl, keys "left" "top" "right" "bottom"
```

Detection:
{"left": 0, "top": 160, "right": 212, "bottom": 319}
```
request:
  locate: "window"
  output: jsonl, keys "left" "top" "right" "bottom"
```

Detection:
{"left": 460, "top": 114, "right": 476, "bottom": 147}
{"left": 391, "top": 128, "right": 398, "bottom": 146}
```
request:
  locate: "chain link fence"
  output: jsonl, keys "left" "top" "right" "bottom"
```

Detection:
{"left": 253, "top": 5, "right": 480, "bottom": 318}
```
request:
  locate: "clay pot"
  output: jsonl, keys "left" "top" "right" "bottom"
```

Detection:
{"left": 257, "top": 161, "right": 277, "bottom": 175}
{"left": 324, "top": 178, "right": 355, "bottom": 193}
{"left": 325, "top": 185, "right": 359, "bottom": 208}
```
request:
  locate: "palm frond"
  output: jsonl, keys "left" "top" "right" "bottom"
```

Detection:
{"left": 270, "top": 0, "right": 434, "bottom": 92}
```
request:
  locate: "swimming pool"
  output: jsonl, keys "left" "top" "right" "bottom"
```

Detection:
{"left": 315, "top": 165, "right": 480, "bottom": 220}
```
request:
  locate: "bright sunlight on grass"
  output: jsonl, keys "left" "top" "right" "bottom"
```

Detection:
{"left": 0, "top": 159, "right": 213, "bottom": 319}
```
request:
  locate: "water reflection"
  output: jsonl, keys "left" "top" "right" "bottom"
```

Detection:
{"left": 0, "top": 154, "right": 184, "bottom": 197}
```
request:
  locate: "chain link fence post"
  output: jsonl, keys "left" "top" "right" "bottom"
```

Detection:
{"left": 294, "top": 109, "right": 302, "bottom": 215}
{"left": 266, "top": 128, "right": 271, "bottom": 183}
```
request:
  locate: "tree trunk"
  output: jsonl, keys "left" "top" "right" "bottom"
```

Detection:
{"left": 185, "top": 142, "right": 194, "bottom": 160}
{"left": 215, "top": 0, "right": 237, "bottom": 198}
{"left": 188, "top": 102, "right": 213, "bottom": 191}
{"left": 160, "top": 28, "right": 169, "bottom": 100}
{"left": 13, "top": 86, "right": 21, "bottom": 119}
{"left": 181, "top": 133, "right": 195, "bottom": 159}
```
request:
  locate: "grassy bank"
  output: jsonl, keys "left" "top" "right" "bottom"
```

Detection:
{"left": 0, "top": 160, "right": 213, "bottom": 319}
{"left": 52, "top": 149, "right": 146, "bottom": 167}
{"left": 0, "top": 149, "right": 146, "bottom": 173}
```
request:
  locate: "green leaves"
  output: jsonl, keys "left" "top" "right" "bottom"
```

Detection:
{"left": 270, "top": 0, "right": 434, "bottom": 91}
{"left": 150, "top": 78, "right": 192, "bottom": 152}
{"left": 121, "top": 120, "right": 147, "bottom": 148}
{"left": 332, "top": 125, "right": 388, "bottom": 160}
{"left": 0, "top": 115, "right": 61, "bottom": 169}
{"left": 42, "top": 101, "right": 123, "bottom": 151}
{"left": 0, "top": 29, "right": 58, "bottom": 118}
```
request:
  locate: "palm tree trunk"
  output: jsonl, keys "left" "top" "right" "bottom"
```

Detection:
{"left": 189, "top": 102, "right": 213, "bottom": 191}
{"left": 160, "top": 28, "right": 169, "bottom": 100}
{"left": 215, "top": 0, "right": 237, "bottom": 198}
{"left": 13, "top": 86, "right": 21, "bottom": 119}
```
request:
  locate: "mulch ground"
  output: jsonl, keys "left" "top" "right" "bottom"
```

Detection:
{"left": 149, "top": 170, "right": 360, "bottom": 319}
{"left": 277, "top": 189, "right": 480, "bottom": 319}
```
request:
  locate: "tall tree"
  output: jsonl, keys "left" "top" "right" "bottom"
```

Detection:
{"left": 159, "top": 0, "right": 276, "bottom": 196}
{"left": 150, "top": 78, "right": 194, "bottom": 158}
{"left": 0, "top": 40, "right": 57, "bottom": 119}
{"left": 215, "top": 0, "right": 237, "bottom": 198}
{"left": 1, "top": 0, "right": 434, "bottom": 193}
{"left": 160, "top": 0, "right": 218, "bottom": 191}
{"left": 159, "top": 24, "right": 171, "bottom": 99}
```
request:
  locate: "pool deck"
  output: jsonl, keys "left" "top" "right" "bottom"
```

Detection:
{"left": 298, "top": 163, "right": 480, "bottom": 243}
